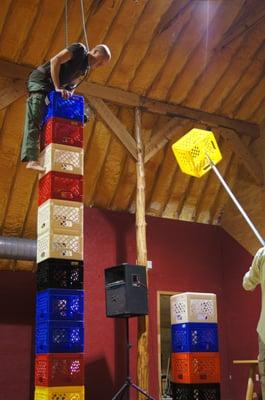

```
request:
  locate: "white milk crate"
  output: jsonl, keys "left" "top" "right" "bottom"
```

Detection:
{"left": 39, "top": 143, "right": 84, "bottom": 175}
{"left": 37, "top": 232, "right": 83, "bottom": 263}
{"left": 37, "top": 199, "right": 83, "bottom": 236}
{"left": 170, "top": 292, "right": 217, "bottom": 324}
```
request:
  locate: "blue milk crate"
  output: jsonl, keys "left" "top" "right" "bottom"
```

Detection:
{"left": 44, "top": 91, "right": 84, "bottom": 124}
{"left": 36, "top": 320, "right": 84, "bottom": 353}
{"left": 171, "top": 322, "right": 218, "bottom": 352}
{"left": 36, "top": 289, "right": 84, "bottom": 321}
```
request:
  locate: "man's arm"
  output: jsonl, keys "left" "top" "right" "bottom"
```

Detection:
{"left": 243, "top": 247, "right": 264, "bottom": 291}
{"left": 50, "top": 48, "right": 73, "bottom": 98}
{"left": 65, "top": 76, "right": 84, "bottom": 94}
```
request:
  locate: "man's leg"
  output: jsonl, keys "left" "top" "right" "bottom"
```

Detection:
{"left": 21, "top": 92, "right": 46, "bottom": 168}
{"left": 258, "top": 335, "right": 265, "bottom": 399}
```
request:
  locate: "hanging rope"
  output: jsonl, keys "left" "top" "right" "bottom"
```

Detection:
{"left": 80, "top": 0, "right": 89, "bottom": 50}
{"left": 64, "top": 0, "right": 69, "bottom": 47}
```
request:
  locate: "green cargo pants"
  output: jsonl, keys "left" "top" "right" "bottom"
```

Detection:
{"left": 21, "top": 92, "right": 46, "bottom": 161}
{"left": 21, "top": 78, "right": 52, "bottom": 162}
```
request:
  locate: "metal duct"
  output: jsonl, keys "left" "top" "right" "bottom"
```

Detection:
{"left": 0, "top": 236, "right": 37, "bottom": 261}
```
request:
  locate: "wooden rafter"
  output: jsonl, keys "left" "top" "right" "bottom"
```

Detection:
{"left": 0, "top": 59, "right": 260, "bottom": 138}
{"left": 87, "top": 96, "right": 137, "bottom": 160}
{"left": 219, "top": 2, "right": 265, "bottom": 49}
{"left": 0, "top": 59, "right": 32, "bottom": 80}
{"left": 83, "top": 117, "right": 113, "bottom": 205}
{"left": 210, "top": 155, "right": 238, "bottom": 225}
{"left": 194, "top": 138, "right": 233, "bottom": 223}
{"left": 144, "top": 118, "right": 193, "bottom": 163}
{"left": 83, "top": 81, "right": 140, "bottom": 107}
{"left": 0, "top": 80, "right": 26, "bottom": 110}
{"left": 215, "top": 127, "right": 264, "bottom": 186}
{"left": 140, "top": 98, "right": 259, "bottom": 138}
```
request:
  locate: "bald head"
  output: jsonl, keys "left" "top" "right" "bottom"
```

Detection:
{"left": 89, "top": 44, "right": 111, "bottom": 69}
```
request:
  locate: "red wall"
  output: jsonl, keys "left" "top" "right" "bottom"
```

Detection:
{"left": 0, "top": 271, "right": 35, "bottom": 400}
{"left": 0, "top": 207, "right": 258, "bottom": 400}
{"left": 220, "top": 232, "right": 260, "bottom": 399}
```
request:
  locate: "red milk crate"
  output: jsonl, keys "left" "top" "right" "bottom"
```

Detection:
{"left": 35, "top": 353, "right": 84, "bottom": 386}
{"left": 40, "top": 117, "right": 83, "bottom": 151}
{"left": 38, "top": 172, "right": 83, "bottom": 206}
{"left": 171, "top": 352, "right": 220, "bottom": 384}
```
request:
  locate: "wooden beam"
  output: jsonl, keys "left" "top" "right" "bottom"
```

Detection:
{"left": 144, "top": 118, "right": 192, "bottom": 163}
{"left": 87, "top": 96, "right": 137, "bottom": 160}
{"left": 0, "top": 59, "right": 31, "bottom": 80}
{"left": 141, "top": 98, "right": 259, "bottom": 138}
{"left": 82, "top": 84, "right": 260, "bottom": 137}
{"left": 82, "top": 81, "right": 140, "bottom": 108}
{"left": 0, "top": 80, "right": 26, "bottom": 110}
{"left": 215, "top": 127, "right": 264, "bottom": 186}
{"left": 0, "top": 59, "right": 259, "bottom": 138}
{"left": 134, "top": 108, "right": 149, "bottom": 399}
{"left": 221, "top": 127, "right": 265, "bottom": 254}
{"left": 219, "top": 3, "right": 265, "bottom": 49}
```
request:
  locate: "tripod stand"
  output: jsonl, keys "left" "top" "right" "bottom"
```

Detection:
{"left": 112, "top": 317, "right": 155, "bottom": 400}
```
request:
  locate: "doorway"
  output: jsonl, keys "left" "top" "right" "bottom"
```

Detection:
{"left": 157, "top": 291, "right": 179, "bottom": 399}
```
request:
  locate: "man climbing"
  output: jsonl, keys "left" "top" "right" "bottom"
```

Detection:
{"left": 21, "top": 42, "right": 111, "bottom": 172}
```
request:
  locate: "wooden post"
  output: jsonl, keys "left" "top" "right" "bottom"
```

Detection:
{"left": 135, "top": 109, "right": 147, "bottom": 265}
{"left": 135, "top": 107, "right": 149, "bottom": 399}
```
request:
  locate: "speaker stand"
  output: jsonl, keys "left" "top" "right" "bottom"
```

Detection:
{"left": 112, "top": 317, "right": 155, "bottom": 400}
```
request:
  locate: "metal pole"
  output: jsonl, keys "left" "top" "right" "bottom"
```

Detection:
{"left": 0, "top": 236, "right": 37, "bottom": 260}
{"left": 207, "top": 156, "right": 265, "bottom": 246}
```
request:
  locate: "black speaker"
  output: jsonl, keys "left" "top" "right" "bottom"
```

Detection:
{"left": 104, "top": 263, "right": 148, "bottom": 317}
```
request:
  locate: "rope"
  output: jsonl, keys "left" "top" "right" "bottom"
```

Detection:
{"left": 80, "top": 0, "right": 89, "bottom": 50}
{"left": 64, "top": 0, "right": 69, "bottom": 47}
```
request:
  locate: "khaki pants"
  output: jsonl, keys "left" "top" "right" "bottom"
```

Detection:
{"left": 259, "top": 335, "right": 265, "bottom": 399}
{"left": 21, "top": 92, "right": 47, "bottom": 162}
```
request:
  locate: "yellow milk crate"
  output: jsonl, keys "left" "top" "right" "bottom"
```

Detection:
{"left": 34, "top": 385, "right": 84, "bottom": 400}
{"left": 37, "top": 232, "right": 83, "bottom": 263}
{"left": 39, "top": 143, "right": 84, "bottom": 175}
{"left": 172, "top": 128, "right": 222, "bottom": 178}
{"left": 37, "top": 199, "right": 83, "bottom": 236}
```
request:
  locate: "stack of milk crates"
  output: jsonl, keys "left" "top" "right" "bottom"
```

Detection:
{"left": 34, "top": 91, "right": 85, "bottom": 400}
{"left": 170, "top": 292, "right": 221, "bottom": 400}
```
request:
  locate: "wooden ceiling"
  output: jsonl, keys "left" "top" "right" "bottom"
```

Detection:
{"left": 0, "top": 0, "right": 265, "bottom": 270}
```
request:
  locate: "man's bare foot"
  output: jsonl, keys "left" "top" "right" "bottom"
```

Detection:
{"left": 26, "top": 161, "right": 46, "bottom": 173}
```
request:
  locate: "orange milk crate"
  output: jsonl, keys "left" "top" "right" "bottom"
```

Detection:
{"left": 35, "top": 353, "right": 84, "bottom": 386}
{"left": 171, "top": 352, "right": 220, "bottom": 384}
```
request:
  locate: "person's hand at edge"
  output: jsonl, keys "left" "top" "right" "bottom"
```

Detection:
{"left": 55, "top": 88, "right": 72, "bottom": 99}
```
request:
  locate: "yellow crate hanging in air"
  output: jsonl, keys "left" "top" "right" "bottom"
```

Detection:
{"left": 171, "top": 128, "right": 222, "bottom": 178}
